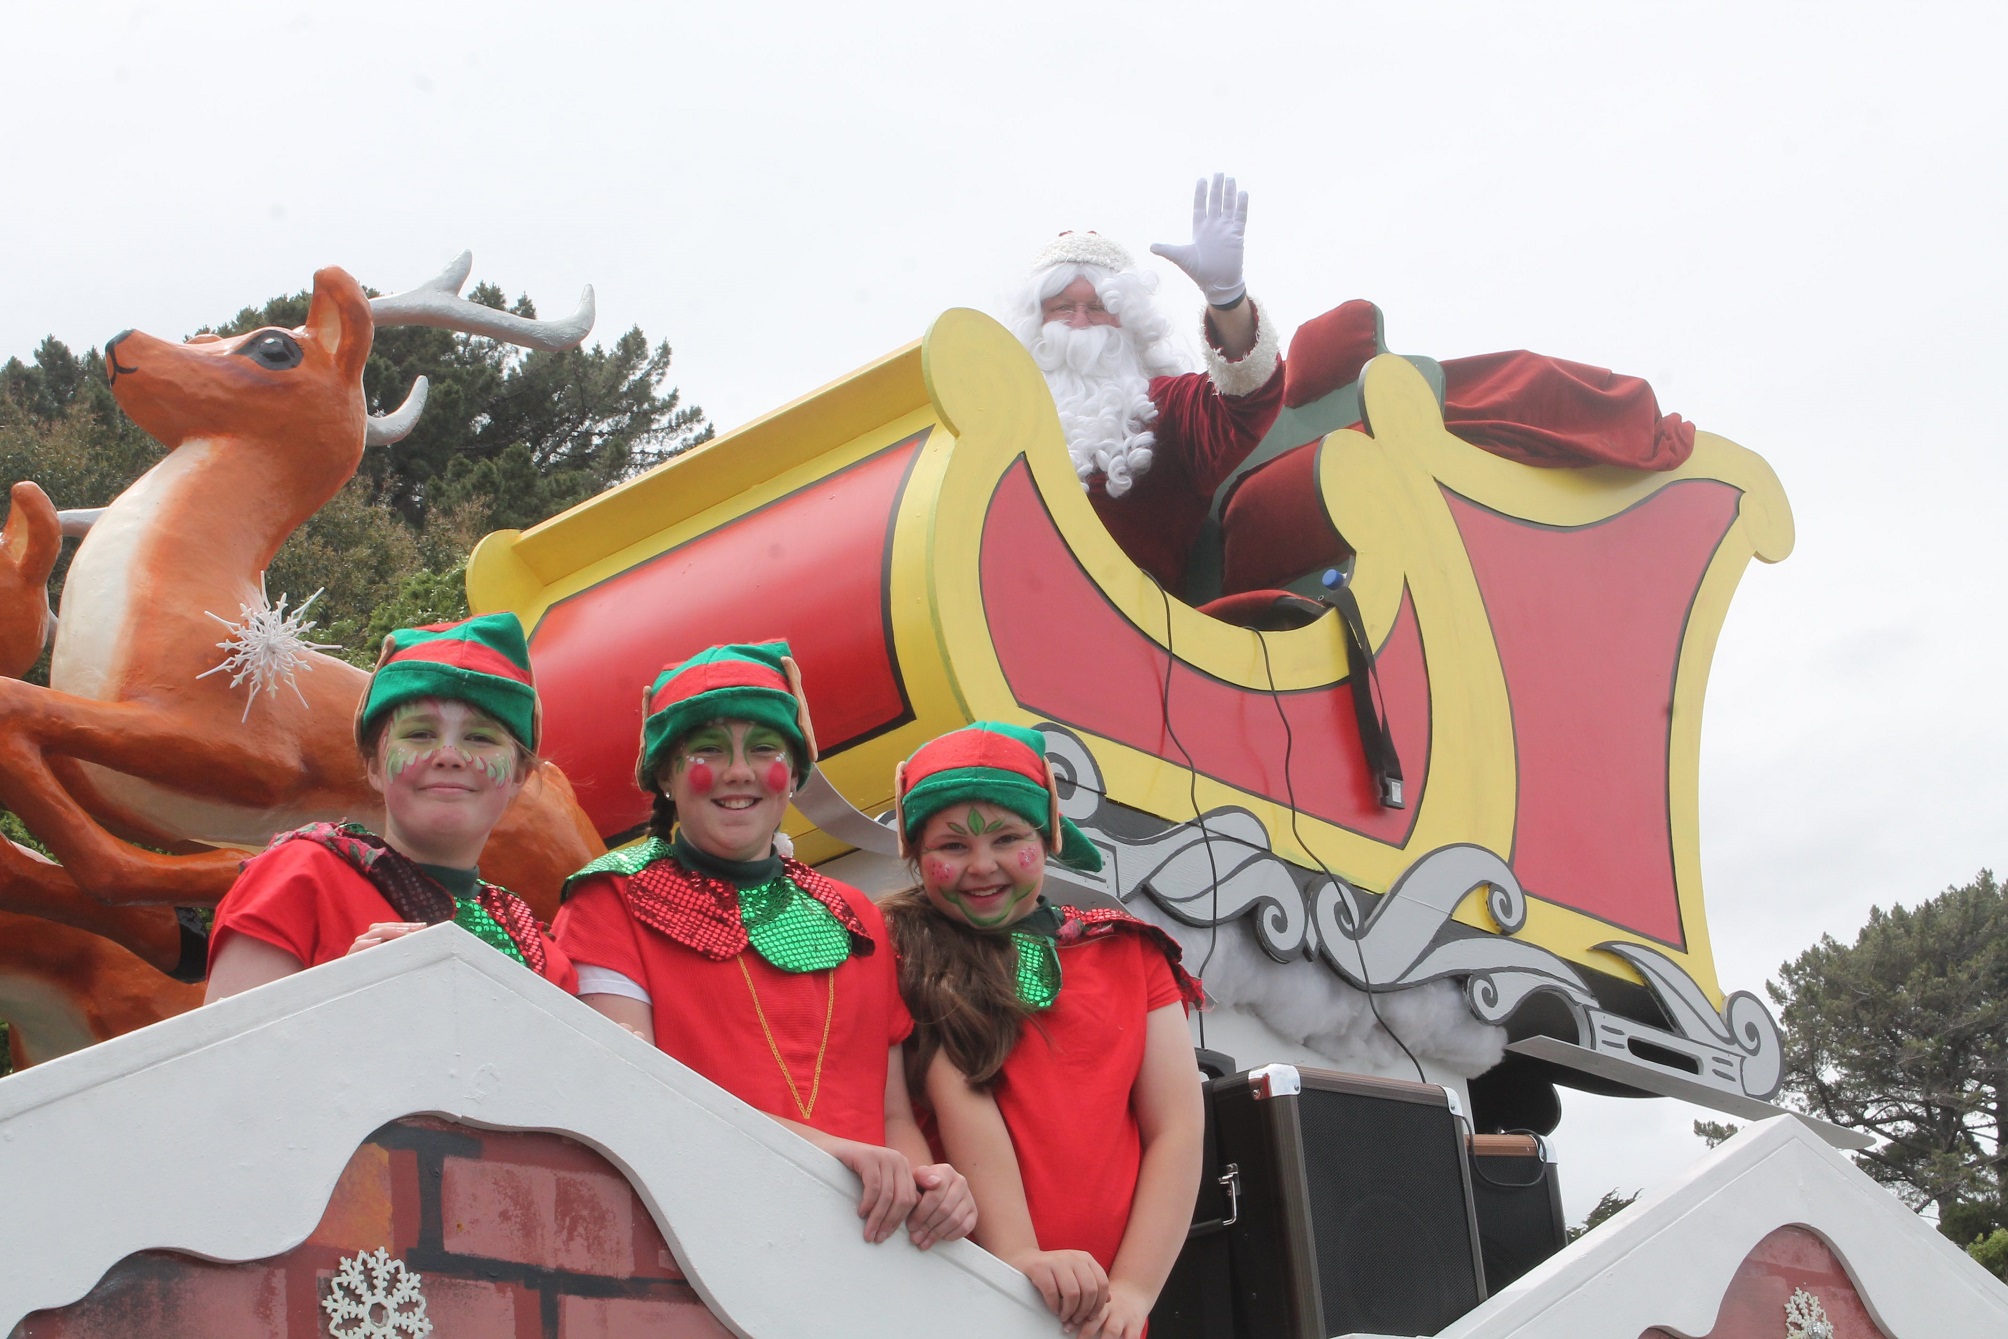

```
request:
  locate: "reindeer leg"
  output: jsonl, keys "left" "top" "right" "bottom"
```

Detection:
{"left": 0, "top": 737, "right": 247, "bottom": 907}
{"left": 0, "top": 681, "right": 324, "bottom": 807}
{"left": 0, "top": 905, "right": 203, "bottom": 1064}
{"left": 0, "top": 837, "right": 189, "bottom": 974}
{"left": 0, "top": 483, "right": 59, "bottom": 680}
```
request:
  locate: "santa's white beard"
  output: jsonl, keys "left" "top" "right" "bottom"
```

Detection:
{"left": 1028, "top": 322, "right": 1161, "bottom": 498}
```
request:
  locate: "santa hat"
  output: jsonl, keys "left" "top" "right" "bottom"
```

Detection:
{"left": 894, "top": 722, "right": 1103, "bottom": 873}
{"left": 637, "top": 641, "right": 818, "bottom": 793}
{"left": 1030, "top": 231, "right": 1136, "bottom": 276}
{"left": 356, "top": 613, "right": 541, "bottom": 751}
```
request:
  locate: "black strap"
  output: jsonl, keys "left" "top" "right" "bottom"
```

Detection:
{"left": 1324, "top": 581, "right": 1405, "bottom": 809}
{"left": 169, "top": 906, "right": 211, "bottom": 983}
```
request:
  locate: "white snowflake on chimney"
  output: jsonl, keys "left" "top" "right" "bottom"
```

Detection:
{"left": 321, "top": 1246, "right": 432, "bottom": 1338}
{"left": 1784, "top": 1286, "right": 1834, "bottom": 1339}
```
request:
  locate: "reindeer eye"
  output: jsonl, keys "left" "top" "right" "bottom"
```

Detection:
{"left": 236, "top": 330, "right": 303, "bottom": 371}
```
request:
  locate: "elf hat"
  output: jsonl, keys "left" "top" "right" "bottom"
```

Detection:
{"left": 355, "top": 613, "right": 541, "bottom": 752}
{"left": 894, "top": 722, "right": 1102, "bottom": 873}
{"left": 1031, "top": 231, "right": 1135, "bottom": 276}
{"left": 637, "top": 640, "right": 818, "bottom": 793}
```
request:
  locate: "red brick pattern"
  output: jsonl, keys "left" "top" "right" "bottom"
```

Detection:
{"left": 558, "top": 1295, "right": 731, "bottom": 1338}
{"left": 1640, "top": 1225, "right": 1893, "bottom": 1339}
{"left": 10, "top": 1118, "right": 729, "bottom": 1339}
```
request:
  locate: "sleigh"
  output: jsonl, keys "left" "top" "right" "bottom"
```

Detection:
{"left": 466, "top": 307, "right": 1803, "bottom": 1123}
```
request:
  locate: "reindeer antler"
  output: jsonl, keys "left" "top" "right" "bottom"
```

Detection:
{"left": 364, "top": 377, "right": 429, "bottom": 447}
{"left": 363, "top": 252, "right": 597, "bottom": 442}
{"left": 369, "top": 251, "right": 596, "bottom": 352}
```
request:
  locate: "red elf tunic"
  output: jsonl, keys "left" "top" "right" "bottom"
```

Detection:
{"left": 209, "top": 825, "right": 577, "bottom": 991}
{"left": 555, "top": 844, "right": 912, "bottom": 1146}
{"left": 991, "top": 911, "right": 1203, "bottom": 1271}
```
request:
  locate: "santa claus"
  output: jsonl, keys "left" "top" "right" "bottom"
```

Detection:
{"left": 1009, "top": 174, "right": 1285, "bottom": 593}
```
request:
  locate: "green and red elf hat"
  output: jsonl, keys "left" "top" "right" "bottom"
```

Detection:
{"left": 894, "top": 722, "right": 1103, "bottom": 873}
{"left": 636, "top": 640, "right": 818, "bottom": 793}
{"left": 354, "top": 613, "right": 541, "bottom": 751}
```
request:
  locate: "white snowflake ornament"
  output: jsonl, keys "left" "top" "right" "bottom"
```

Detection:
{"left": 321, "top": 1247, "right": 432, "bottom": 1338}
{"left": 197, "top": 572, "right": 339, "bottom": 721}
{"left": 1784, "top": 1286, "right": 1834, "bottom": 1339}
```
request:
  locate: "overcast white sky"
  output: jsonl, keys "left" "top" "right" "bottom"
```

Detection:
{"left": 5, "top": 3, "right": 2003, "bottom": 1221}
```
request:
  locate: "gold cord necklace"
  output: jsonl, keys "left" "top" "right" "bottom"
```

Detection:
{"left": 736, "top": 955, "right": 836, "bottom": 1122}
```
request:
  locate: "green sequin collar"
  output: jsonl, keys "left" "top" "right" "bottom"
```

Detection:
{"left": 1002, "top": 900, "right": 1067, "bottom": 1010}
{"left": 454, "top": 896, "right": 527, "bottom": 967}
{"left": 737, "top": 875, "right": 853, "bottom": 974}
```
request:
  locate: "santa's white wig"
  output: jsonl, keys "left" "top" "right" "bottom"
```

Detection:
{"left": 1010, "top": 262, "right": 1190, "bottom": 498}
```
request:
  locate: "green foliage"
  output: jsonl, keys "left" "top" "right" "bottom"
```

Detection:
{"left": 1968, "top": 1228, "right": 2008, "bottom": 1282}
{"left": 2, "top": 336, "right": 119, "bottom": 424}
{"left": 0, "top": 808, "right": 49, "bottom": 858}
{"left": 1768, "top": 869, "right": 2008, "bottom": 1242}
{"left": 1565, "top": 1188, "right": 1638, "bottom": 1242}
{"left": 1693, "top": 1119, "right": 1741, "bottom": 1150}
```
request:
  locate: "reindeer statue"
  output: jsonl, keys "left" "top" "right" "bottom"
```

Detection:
{"left": 0, "top": 256, "right": 606, "bottom": 993}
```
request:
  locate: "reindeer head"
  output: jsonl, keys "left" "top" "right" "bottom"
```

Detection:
{"left": 101, "top": 253, "right": 595, "bottom": 494}
{"left": 105, "top": 267, "right": 374, "bottom": 468}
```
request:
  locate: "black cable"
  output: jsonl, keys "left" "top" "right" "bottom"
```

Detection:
{"left": 1152, "top": 577, "right": 1224, "bottom": 1052}
{"left": 1253, "top": 625, "right": 1427, "bottom": 1084}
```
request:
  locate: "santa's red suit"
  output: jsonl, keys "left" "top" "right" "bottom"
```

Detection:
{"left": 1088, "top": 302, "right": 1285, "bottom": 592}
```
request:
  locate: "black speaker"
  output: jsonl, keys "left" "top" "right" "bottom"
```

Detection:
{"left": 1210, "top": 1065, "right": 1487, "bottom": 1339}
{"left": 1150, "top": 1049, "right": 1240, "bottom": 1339}
{"left": 1466, "top": 1133, "right": 1565, "bottom": 1293}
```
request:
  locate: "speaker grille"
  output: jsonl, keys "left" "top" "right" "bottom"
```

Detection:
{"left": 1299, "top": 1087, "right": 1483, "bottom": 1334}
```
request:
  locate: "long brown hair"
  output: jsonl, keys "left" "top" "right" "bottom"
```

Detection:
{"left": 881, "top": 886, "right": 1042, "bottom": 1099}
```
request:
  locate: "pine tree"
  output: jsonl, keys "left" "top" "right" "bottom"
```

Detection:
{"left": 1769, "top": 870, "right": 2008, "bottom": 1249}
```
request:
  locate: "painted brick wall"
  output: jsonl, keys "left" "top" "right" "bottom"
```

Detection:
{"left": 11, "top": 1117, "right": 731, "bottom": 1339}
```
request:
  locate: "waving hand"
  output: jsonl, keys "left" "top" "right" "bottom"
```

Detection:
{"left": 1150, "top": 173, "right": 1249, "bottom": 306}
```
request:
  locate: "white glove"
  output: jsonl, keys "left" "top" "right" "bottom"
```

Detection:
{"left": 1150, "top": 173, "right": 1249, "bottom": 306}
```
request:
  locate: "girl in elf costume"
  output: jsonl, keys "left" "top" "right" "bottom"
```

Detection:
{"left": 205, "top": 614, "right": 577, "bottom": 1001}
{"left": 553, "top": 641, "right": 975, "bottom": 1251}
{"left": 882, "top": 722, "right": 1206, "bottom": 1339}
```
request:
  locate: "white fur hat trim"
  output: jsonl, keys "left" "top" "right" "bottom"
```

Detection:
{"left": 1031, "top": 231, "right": 1136, "bottom": 275}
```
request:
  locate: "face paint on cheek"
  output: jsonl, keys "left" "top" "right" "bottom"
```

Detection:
{"left": 923, "top": 858, "right": 957, "bottom": 890}
{"left": 1017, "top": 847, "right": 1037, "bottom": 870}
{"left": 763, "top": 760, "right": 791, "bottom": 794}
{"left": 683, "top": 759, "right": 715, "bottom": 795}
{"left": 385, "top": 742, "right": 433, "bottom": 780}
{"left": 472, "top": 748, "right": 514, "bottom": 787}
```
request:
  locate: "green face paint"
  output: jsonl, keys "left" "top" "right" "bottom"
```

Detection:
{"left": 919, "top": 802, "right": 1044, "bottom": 930}
{"left": 742, "top": 724, "right": 791, "bottom": 759}
{"left": 383, "top": 700, "right": 518, "bottom": 788}
{"left": 937, "top": 880, "right": 1038, "bottom": 929}
{"left": 680, "top": 723, "right": 733, "bottom": 755}
{"left": 674, "top": 722, "right": 793, "bottom": 783}
{"left": 947, "top": 806, "right": 1003, "bottom": 838}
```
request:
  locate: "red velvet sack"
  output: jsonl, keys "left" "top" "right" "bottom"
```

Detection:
{"left": 1441, "top": 350, "right": 1695, "bottom": 471}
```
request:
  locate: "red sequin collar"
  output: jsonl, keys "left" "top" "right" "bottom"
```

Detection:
{"left": 1061, "top": 905, "right": 1207, "bottom": 1008}
{"left": 622, "top": 855, "right": 874, "bottom": 962}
